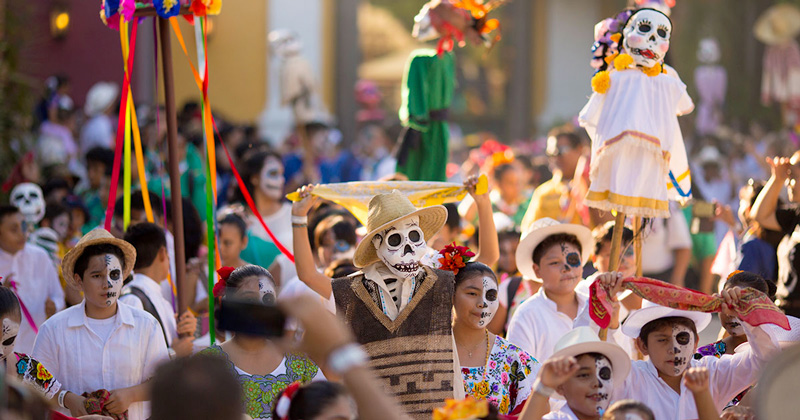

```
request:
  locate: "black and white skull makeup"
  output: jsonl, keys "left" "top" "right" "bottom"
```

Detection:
{"left": 670, "top": 324, "right": 695, "bottom": 375}
{"left": 622, "top": 9, "right": 672, "bottom": 68}
{"left": 560, "top": 242, "right": 583, "bottom": 272}
{"left": 10, "top": 183, "right": 45, "bottom": 225}
{"left": 478, "top": 276, "right": 499, "bottom": 327}
{"left": 103, "top": 254, "right": 124, "bottom": 307}
{"left": 372, "top": 216, "right": 426, "bottom": 280}
{"left": 0, "top": 317, "right": 19, "bottom": 361}
{"left": 593, "top": 356, "right": 613, "bottom": 415}
{"left": 259, "top": 157, "right": 285, "bottom": 201}
{"left": 258, "top": 276, "right": 277, "bottom": 305}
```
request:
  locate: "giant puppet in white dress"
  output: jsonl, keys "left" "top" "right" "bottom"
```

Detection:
{"left": 580, "top": 8, "right": 693, "bottom": 219}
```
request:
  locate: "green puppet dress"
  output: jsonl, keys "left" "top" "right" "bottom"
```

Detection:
{"left": 396, "top": 49, "right": 455, "bottom": 182}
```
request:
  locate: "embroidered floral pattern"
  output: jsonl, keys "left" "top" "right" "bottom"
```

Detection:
{"left": 461, "top": 336, "right": 537, "bottom": 415}
{"left": 14, "top": 353, "right": 61, "bottom": 400}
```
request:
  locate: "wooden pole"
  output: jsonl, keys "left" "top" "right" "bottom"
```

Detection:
{"left": 158, "top": 16, "right": 189, "bottom": 314}
{"left": 608, "top": 212, "right": 626, "bottom": 272}
{"left": 634, "top": 216, "right": 643, "bottom": 277}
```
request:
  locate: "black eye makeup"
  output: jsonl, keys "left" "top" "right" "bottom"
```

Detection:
{"left": 676, "top": 331, "right": 691, "bottom": 345}
{"left": 388, "top": 233, "right": 402, "bottom": 247}
{"left": 598, "top": 366, "right": 611, "bottom": 380}
{"left": 409, "top": 230, "right": 421, "bottom": 242}
{"left": 566, "top": 252, "right": 582, "bottom": 268}
{"left": 486, "top": 289, "right": 497, "bottom": 302}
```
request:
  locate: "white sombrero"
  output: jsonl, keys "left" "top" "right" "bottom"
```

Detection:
{"left": 621, "top": 300, "right": 712, "bottom": 339}
{"left": 515, "top": 217, "right": 592, "bottom": 282}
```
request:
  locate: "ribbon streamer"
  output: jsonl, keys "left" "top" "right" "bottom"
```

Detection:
{"left": 589, "top": 276, "right": 790, "bottom": 330}
{"left": 7, "top": 277, "right": 39, "bottom": 334}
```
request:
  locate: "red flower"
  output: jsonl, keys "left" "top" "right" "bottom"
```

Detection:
{"left": 438, "top": 242, "right": 476, "bottom": 275}
{"left": 212, "top": 266, "right": 235, "bottom": 298}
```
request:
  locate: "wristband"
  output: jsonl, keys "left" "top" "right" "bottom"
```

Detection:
{"left": 291, "top": 215, "right": 308, "bottom": 225}
{"left": 292, "top": 223, "right": 308, "bottom": 229}
{"left": 327, "top": 343, "right": 368, "bottom": 375}
{"left": 533, "top": 379, "right": 555, "bottom": 397}
{"left": 58, "top": 390, "right": 69, "bottom": 408}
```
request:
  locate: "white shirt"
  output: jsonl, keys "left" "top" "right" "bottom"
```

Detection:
{"left": 543, "top": 404, "right": 579, "bottom": 420}
{"left": 506, "top": 287, "right": 589, "bottom": 361}
{"left": 248, "top": 202, "right": 294, "bottom": 253}
{"left": 641, "top": 202, "right": 692, "bottom": 274}
{"left": 120, "top": 273, "right": 178, "bottom": 346}
{"left": 615, "top": 322, "right": 780, "bottom": 420}
{"left": 0, "top": 243, "right": 65, "bottom": 354}
{"left": 32, "top": 300, "right": 169, "bottom": 420}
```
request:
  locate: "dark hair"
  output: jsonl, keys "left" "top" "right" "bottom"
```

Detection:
{"left": 454, "top": 262, "right": 497, "bottom": 288}
{"left": 124, "top": 222, "right": 167, "bottom": 270}
{"left": 532, "top": 233, "right": 583, "bottom": 265}
{"left": 313, "top": 216, "right": 357, "bottom": 251}
{"left": 114, "top": 190, "right": 164, "bottom": 219}
{"left": 639, "top": 316, "right": 698, "bottom": 344}
{"left": 498, "top": 228, "right": 521, "bottom": 243}
{"left": 224, "top": 265, "right": 275, "bottom": 297}
{"left": 603, "top": 399, "right": 655, "bottom": 420}
{"left": 0, "top": 205, "right": 20, "bottom": 222}
{"left": 493, "top": 164, "right": 516, "bottom": 183}
{"left": 271, "top": 381, "right": 349, "bottom": 420}
{"left": 0, "top": 286, "right": 21, "bottom": 319}
{"left": 150, "top": 355, "right": 242, "bottom": 420}
{"left": 43, "top": 203, "right": 69, "bottom": 224}
{"left": 218, "top": 213, "right": 247, "bottom": 240}
{"left": 592, "top": 222, "right": 634, "bottom": 256}
{"left": 42, "top": 178, "right": 70, "bottom": 199}
{"left": 85, "top": 147, "right": 115, "bottom": 169}
{"left": 444, "top": 203, "right": 461, "bottom": 232}
{"left": 324, "top": 258, "right": 359, "bottom": 278}
{"left": 73, "top": 243, "right": 127, "bottom": 280}
{"left": 547, "top": 128, "right": 583, "bottom": 149}
{"left": 576, "top": 352, "right": 610, "bottom": 366}
{"left": 233, "top": 150, "right": 283, "bottom": 204}
{"left": 181, "top": 197, "right": 203, "bottom": 261}
{"left": 725, "top": 271, "right": 776, "bottom": 300}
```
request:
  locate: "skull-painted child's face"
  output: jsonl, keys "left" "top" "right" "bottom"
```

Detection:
{"left": 78, "top": 253, "right": 124, "bottom": 310}
{"left": 257, "top": 156, "right": 285, "bottom": 201}
{"left": 0, "top": 316, "right": 20, "bottom": 362}
{"left": 372, "top": 216, "right": 427, "bottom": 280}
{"left": 454, "top": 273, "right": 499, "bottom": 329}
{"left": 10, "top": 183, "right": 45, "bottom": 225}
{"left": 558, "top": 354, "right": 614, "bottom": 418}
{"left": 639, "top": 322, "right": 697, "bottom": 377}
{"left": 232, "top": 275, "right": 278, "bottom": 306}
{"left": 622, "top": 9, "right": 672, "bottom": 68}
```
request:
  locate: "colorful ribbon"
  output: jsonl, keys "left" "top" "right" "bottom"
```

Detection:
{"left": 589, "top": 276, "right": 790, "bottom": 330}
{"left": 6, "top": 277, "right": 39, "bottom": 334}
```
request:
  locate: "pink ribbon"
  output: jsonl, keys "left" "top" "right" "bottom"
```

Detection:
{"left": 7, "top": 277, "right": 39, "bottom": 334}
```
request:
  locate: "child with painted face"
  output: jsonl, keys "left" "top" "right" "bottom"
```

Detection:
{"left": 31, "top": 228, "right": 169, "bottom": 419}
{"left": 200, "top": 264, "right": 323, "bottom": 420}
{"left": 506, "top": 218, "right": 594, "bottom": 361}
{"left": 450, "top": 259, "right": 538, "bottom": 415}
{"left": 519, "top": 327, "right": 631, "bottom": 420}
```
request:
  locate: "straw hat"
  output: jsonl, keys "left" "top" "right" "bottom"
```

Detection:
{"left": 515, "top": 218, "right": 592, "bottom": 282}
{"left": 754, "top": 4, "right": 800, "bottom": 46}
{"left": 548, "top": 326, "right": 631, "bottom": 398}
{"left": 62, "top": 228, "right": 136, "bottom": 288}
{"left": 353, "top": 190, "right": 447, "bottom": 268}
{"left": 84, "top": 82, "right": 119, "bottom": 117}
{"left": 621, "top": 300, "right": 712, "bottom": 339}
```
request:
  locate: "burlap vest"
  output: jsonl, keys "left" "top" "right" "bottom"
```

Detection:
{"left": 332, "top": 265, "right": 456, "bottom": 419}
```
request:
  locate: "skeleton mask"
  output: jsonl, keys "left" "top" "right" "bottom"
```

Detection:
{"left": 259, "top": 157, "right": 285, "bottom": 201}
{"left": 594, "top": 356, "right": 613, "bottom": 414}
{"left": 372, "top": 216, "right": 426, "bottom": 280}
{"left": 258, "top": 276, "right": 277, "bottom": 306}
{"left": 697, "top": 38, "right": 721, "bottom": 64}
{"left": 478, "top": 276, "right": 499, "bottom": 327}
{"left": 52, "top": 213, "right": 71, "bottom": 240}
{"left": 622, "top": 9, "right": 672, "bottom": 68}
{"left": 0, "top": 317, "right": 19, "bottom": 362}
{"left": 670, "top": 324, "right": 695, "bottom": 375}
{"left": 10, "top": 183, "right": 45, "bottom": 225}
{"left": 103, "top": 254, "right": 124, "bottom": 307}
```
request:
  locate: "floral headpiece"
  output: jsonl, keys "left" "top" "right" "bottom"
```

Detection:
{"left": 727, "top": 270, "right": 744, "bottom": 281}
{"left": 274, "top": 382, "right": 302, "bottom": 420}
{"left": 427, "top": 0, "right": 508, "bottom": 55}
{"left": 437, "top": 243, "right": 476, "bottom": 275}
{"left": 433, "top": 397, "right": 489, "bottom": 420}
{"left": 212, "top": 266, "right": 235, "bottom": 298}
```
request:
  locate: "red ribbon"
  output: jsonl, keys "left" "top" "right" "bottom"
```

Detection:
{"left": 589, "top": 276, "right": 790, "bottom": 330}
{"left": 6, "top": 277, "right": 39, "bottom": 334}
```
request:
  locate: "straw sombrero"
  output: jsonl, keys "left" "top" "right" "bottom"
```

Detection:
{"left": 62, "top": 228, "right": 136, "bottom": 288}
{"left": 754, "top": 4, "right": 800, "bottom": 46}
{"left": 353, "top": 190, "right": 447, "bottom": 268}
{"left": 515, "top": 218, "right": 592, "bottom": 282}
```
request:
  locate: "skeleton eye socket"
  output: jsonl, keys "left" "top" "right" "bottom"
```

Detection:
{"left": 657, "top": 28, "right": 668, "bottom": 38}
{"left": 598, "top": 366, "right": 611, "bottom": 380}
{"left": 409, "top": 230, "right": 421, "bottom": 243}
{"left": 12, "top": 194, "right": 23, "bottom": 202}
{"left": 388, "top": 233, "right": 402, "bottom": 247}
{"left": 638, "top": 23, "right": 652, "bottom": 33}
{"left": 486, "top": 289, "right": 497, "bottom": 302}
{"left": 676, "top": 331, "right": 691, "bottom": 345}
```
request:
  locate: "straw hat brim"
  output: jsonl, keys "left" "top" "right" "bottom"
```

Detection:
{"left": 515, "top": 223, "right": 593, "bottom": 282}
{"left": 754, "top": 4, "right": 800, "bottom": 46}
{"left": 62, "top": 235, "right": 136, "bottom": 289}
{"left": 621, "top": 305, "right": 712, "bottom": 338}
{"left": 353, "top": 205, "right": 447, "bottom": 268}
{"left": 548, "top": 340, "right": 632, "bottom": 399}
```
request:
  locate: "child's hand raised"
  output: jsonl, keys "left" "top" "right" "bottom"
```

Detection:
{"left": 715, "top": 286, "right": 743, "bottom": 318}
{"left": 682, "top": 367, "right": 710, "bottom": 393}
{"left": 291, "top": 184, "right": 319, "bottom": 217}
{"left": 538, "top": 356, "right": 580, "bottom": 389}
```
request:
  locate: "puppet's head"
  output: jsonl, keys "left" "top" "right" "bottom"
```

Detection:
{"left": 268, "top": 30, "right": 302, "bottom": 59}
{"left": 9, "top": 183, "right": 45, "bottom": 226}
{"left": 621, "top": 8, "right": 672, "bottom": 68}
{"left": 697, "top": 38, "right": 721, "bottom": 64}
{"left": 354, "top": 191, "right": 447, "bottom": 280}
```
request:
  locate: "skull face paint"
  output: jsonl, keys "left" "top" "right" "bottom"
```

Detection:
{"left": 372, "top": 216, "right": 427, "bottom": 280}
{"left": 103, "top": 254, "right": 124, "bottom": 307}
{"left": 477, "top": 276, "right": 499, "bottom": 327}
{"left": 622, "top": 9, "right": 672, "bottom": 68}
{"left": 257, "top": 276, "right": 277, "bottom": 305}
{"left": 0, "top": 317, "right": 19, "bottom": 361}
{"left": 593, "top": 356, "right": 613, "bottom": 415}
{"left": 259, "top": 157, "right": 285, "bottom": 201}
{"left": 670, "top": 324, "right": 695, "bottom": 375}
{"left": 10, "top": 183, "right": 45, "bottom": 225}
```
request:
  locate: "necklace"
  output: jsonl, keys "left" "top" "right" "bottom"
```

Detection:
{"left": 457, "top": 329, "right": 488, "bottom": 358}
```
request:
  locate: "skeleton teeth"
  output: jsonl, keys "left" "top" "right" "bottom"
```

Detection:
{"left": 392, "top": 262, "right": 420, "bottom": 272}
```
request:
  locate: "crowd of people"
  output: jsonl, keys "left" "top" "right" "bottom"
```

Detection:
{"left": 2, "top": 34, "right": 800, "bottom": 419}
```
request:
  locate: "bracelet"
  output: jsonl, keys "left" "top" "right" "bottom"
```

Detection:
{"left": 327, "top": 343, "right": 368, "bottom": 375}
{"left": 292, "top": 223, "right": 308, "bottom": 229}
{"left": 291, "top": 215, "right": 308, "bottom": 225}
{"left": 533, "top": 379, "right": 555, "bottom": 397}
{"left": 58, "top": 390, "right": 69, "bottom": 408}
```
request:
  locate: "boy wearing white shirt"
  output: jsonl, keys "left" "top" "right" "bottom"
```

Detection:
{"left": 120, "top": 222, "right": 197, "bottom": 357}
{"left": 32, "top": 228, "right": 169, "bottom": 419}
{"left": 506, "top": 218, "right": 594, "bottom": 361}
